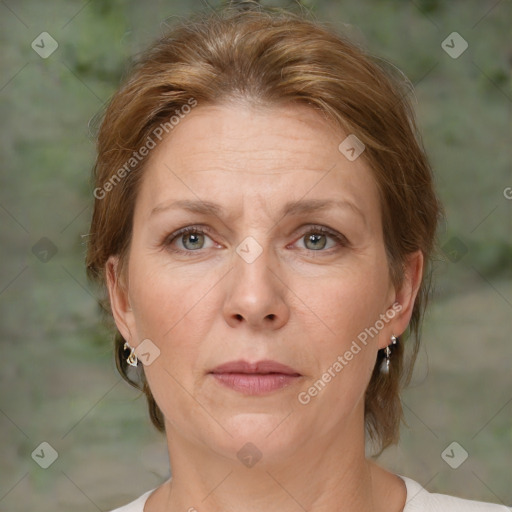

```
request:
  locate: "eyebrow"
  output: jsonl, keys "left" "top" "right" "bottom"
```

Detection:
{"left": 150, "top": 198, "right": 366, "bottom": 224}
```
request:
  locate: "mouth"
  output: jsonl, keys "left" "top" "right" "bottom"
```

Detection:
{"left": 210, "top": 359, "right": 301, "bottom": 376}
{"left": 209, "top": 360, "right": 302, "bottom": 395}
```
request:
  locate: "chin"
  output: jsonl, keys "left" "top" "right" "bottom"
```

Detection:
{"left": 205, "top": 412, "right": 305, "bottom": 465}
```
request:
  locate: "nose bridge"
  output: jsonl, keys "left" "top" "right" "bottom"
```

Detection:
{"left": 236, "top": 233, "right": 273, "bottom": 284}
{"left": 222, "top": 232, "right": 289, "bottom": 329}
{"left": 233, "top": 232, "right": 277, "bottom": 301}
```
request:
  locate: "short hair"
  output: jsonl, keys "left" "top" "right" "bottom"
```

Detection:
{"left": 86, "top": 2, "right": 442, "bottom": 453}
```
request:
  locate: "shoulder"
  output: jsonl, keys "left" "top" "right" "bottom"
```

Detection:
{"left": 105, "top": 476, "right": 511, "bottom": 512}
{"left": 106, "top": 487, "right": 155, "bottom": 512}
{"left": 400, "top": 475, "right": 511, "bottom": 512}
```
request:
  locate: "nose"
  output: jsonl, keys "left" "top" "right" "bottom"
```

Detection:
{"left": 222, "top": 242, "right": 290, "bottom": 330}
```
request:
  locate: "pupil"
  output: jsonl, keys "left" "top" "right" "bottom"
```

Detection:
{"left": 307, "top": 233, "right": 326, "bottom": 250}
{"left": 184, "top": 233, "right": 203, "bottom": 249}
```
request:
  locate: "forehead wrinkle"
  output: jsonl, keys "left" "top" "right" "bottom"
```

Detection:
{"left": 184, "top": 167, "right": 325, "bottom": 175}
{"left": 150, "top": 197, "right": 367, "bottom": 230}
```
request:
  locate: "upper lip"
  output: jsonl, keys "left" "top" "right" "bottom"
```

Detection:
{"left": 210, "top": 359, "right": 301, "bottom": 376}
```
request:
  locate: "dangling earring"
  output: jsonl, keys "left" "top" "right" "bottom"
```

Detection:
{"left": 380, "top": 335, "right": 398, "bottom": 374}
{"left": 124, "top": 341, "right": 138, "bottom": 367}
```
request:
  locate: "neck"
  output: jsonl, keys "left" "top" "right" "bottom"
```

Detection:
{"left": 151, "top": 406, "right": 394, "bottom": 512}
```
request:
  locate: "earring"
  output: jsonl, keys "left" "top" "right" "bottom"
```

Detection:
{"left": 380, "top": 335, "right": 398, "bottom": 374}
{"left": 124, "top": 341, "right": 138, "bottom": 367}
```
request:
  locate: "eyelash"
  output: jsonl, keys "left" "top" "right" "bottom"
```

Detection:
{"left": 163, "top": 224, "right": 349, "bottom": 256}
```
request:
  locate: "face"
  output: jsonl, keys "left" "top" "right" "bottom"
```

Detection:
{"left": 107, "top": 102, "right": 420, "bottom": 465}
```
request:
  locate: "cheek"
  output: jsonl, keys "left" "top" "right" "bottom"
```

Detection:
{"left": 128, "top": 252, "right": 213, "bottom": 335}
{"left": 293, "top": 276, "right": 385, "bottom": 426}
{"left": 293, "top": 258, "right": 390, "bottom": 402}
{"left": 127, "top": 262, "right": 212, "bottom": 420}
{"left": 298, "top": 262, "right": 390, "bottom": 345}
{"left": 126, "top": 251, "right": 234, "bottom": 393}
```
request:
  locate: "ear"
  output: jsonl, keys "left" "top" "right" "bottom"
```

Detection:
{"left": 105, "top": 255, "right": 136, "bottom": 345}
{"left": 380, "top": 250, "right": 424, "bottom": 348}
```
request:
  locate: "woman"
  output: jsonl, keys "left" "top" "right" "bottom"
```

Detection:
{"left": 86, "top": 3, "right": 509, "bottom": 511}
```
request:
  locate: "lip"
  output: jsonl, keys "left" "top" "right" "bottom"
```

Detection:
{"left": 209, "top": 359, "right": 302, "bottom": 395}
{"left": 210, "top": 359, "right": 301, "bottom": 376}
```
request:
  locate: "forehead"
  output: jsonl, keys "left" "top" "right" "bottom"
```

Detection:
{"left": 135, "top": 103, "right": 381, "bottom": 226}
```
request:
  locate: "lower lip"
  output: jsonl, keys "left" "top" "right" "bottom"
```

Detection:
{"left": 211, "top": 373, "right": 301, "bottom": 394}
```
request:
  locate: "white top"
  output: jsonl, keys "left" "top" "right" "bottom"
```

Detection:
{"left": 108, "top": 475, "right": 510, "bottom": 511}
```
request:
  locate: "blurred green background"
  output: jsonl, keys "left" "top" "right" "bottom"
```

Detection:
{"left": 1, "top": 0, "right": 510, "bottom": 510}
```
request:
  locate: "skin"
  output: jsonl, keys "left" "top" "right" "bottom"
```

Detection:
{"left": 106, "top": 102, "right": 423, "bottom": 512}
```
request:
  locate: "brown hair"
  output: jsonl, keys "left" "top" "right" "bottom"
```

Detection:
{"left": 86, "top": 2, "right": 442, "bottom": 452}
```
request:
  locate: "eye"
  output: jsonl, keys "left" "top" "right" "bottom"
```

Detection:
{"left": 165, "top": 226, "right": 216, "bottom": 254}
{"left": 294, "top": 225, "right": 349, "bottom": 252}
{"left": 164, "top": 224, "right": 349, "bottom": 255}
